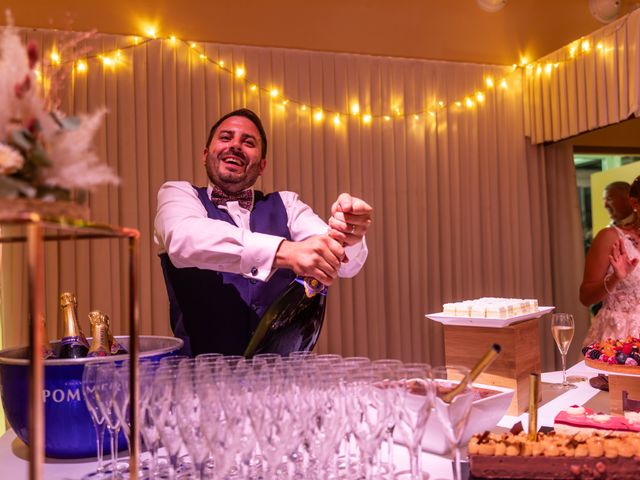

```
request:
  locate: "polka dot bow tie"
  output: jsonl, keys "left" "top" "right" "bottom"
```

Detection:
{"left": 210, "top": 184, "right": 254, "bottom": 211}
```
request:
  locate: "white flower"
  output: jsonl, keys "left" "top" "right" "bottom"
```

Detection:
{"left": 0, "top": 143, "right": 24, "bottom": 175}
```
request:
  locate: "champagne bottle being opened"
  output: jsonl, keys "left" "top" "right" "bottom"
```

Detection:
{"left": 58, "top": 292, "right": 89, "bottom": 359}
{"left": 102, "top": 312, "right": 128, "bottom": 355}
{"left": 87, "top": 311, "right": 111, "bottom": 357}
{"left": 244, "top": 276, "right": 327, "bottom": 358}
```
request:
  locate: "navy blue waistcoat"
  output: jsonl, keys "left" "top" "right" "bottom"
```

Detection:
{"left": 159, "top": 187, "right": 296, "bottom": 356}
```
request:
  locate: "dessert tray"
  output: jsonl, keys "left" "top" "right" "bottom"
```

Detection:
{"left": 425, "top": 306, "right": 555, "bottom": 328}
{"left": 584, "top": 357, "right": 640, "bottom": 375}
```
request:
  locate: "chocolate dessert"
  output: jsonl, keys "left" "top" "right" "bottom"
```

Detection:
{"left": 469, "top": 431, "right": 640, "bottom": 479}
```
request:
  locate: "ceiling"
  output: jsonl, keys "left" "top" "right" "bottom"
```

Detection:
{"left": 3, "top": 0, "right": 640, "bottom": 65}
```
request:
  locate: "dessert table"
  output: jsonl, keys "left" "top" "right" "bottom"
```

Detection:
{"left": 0, "top": 361, "right": 608, "bottom": 479}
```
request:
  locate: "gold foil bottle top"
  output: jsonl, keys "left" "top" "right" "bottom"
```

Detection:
{"left": 88, "top": 322, "right": 110, "bottom": 357}
{"left": 59, "top": 292, "right": 77, "bottom": 308}
{"left": 88, "top": 310, "right": 108, "bottom": 327}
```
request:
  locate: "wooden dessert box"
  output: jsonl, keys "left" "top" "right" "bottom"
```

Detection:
{"left": 585, "top": 358, "right": 640, "bottom": 415}
{"left": 443, "top": 318, "right": 542, "bottom": 415}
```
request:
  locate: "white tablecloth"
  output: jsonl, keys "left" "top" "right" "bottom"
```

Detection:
{"left": 0, "top": 361, "right": 609, "bottom": 479}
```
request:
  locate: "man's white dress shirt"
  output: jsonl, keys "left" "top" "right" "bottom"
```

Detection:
{"left": 154, "top": 181, "right": 368, "bottom": 282}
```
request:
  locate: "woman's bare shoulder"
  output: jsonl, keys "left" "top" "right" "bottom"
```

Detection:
{"left": 588, "top": 227, "right": 619, "bottom": 254}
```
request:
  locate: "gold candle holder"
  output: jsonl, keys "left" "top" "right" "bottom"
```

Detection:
{"left": 528, "top": 373, "right": 540, "bottom": 441}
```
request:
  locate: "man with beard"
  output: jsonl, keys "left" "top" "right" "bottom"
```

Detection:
{"left": 154, "top": 109, "right": 372, "bottom": 356}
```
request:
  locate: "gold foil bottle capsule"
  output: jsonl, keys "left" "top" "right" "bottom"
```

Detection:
{"left": 40, "top": 317, "right": 55, "bottom": 359}
{"left": 58, "top": 292, "right": 89, "bottom": 358}
{"left": 87, "top": 314, "right": 110, "bottom": 357}
{"left": 105, "top": 314, "right": 127, "bottom": 355}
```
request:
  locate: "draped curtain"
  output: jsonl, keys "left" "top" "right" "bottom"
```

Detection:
{"left": 1, "top": 28, "right": 584, "bottom": 370}
{"left": 525, "top": 9, "right": 640, "bottom": 144}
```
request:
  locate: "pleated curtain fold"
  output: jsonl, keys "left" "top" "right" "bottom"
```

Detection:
{"left": 525, "top": 9, "right": 640, "bottom": 144}
{"left": 1, "top": 27, "right": 587, "bottom": 370}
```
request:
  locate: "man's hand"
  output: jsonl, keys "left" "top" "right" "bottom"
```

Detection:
{"left": 328, "top": 193, "right": 373, "bottom": 246}
{"left": 274, "top": 235, "right": 344, "bottom": 285}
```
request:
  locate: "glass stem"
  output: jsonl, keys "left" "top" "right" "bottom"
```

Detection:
{"left": 109, "top": 430, "right": 116, "bottom": 479}
{"left": 386, "top": 427, "right": 394, "bottom": 474}
{"left": 113, "top": 426, "right": 120, "bottom": 476}
{"left": 409, "top": 443, "right": 420, "bottom": 479}
{"left": 561, "top": 353, "right": 568, "bottom": 386}
{"left": 452, "top": 445, "right": 462, "bottom": 480}
{"left": 95, "top": 421, "right": 106, "bottom": 472}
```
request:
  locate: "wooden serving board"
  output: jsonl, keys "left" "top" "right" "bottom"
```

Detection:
{"left": 585, "top": 357, "right": 640, "bottom": 375}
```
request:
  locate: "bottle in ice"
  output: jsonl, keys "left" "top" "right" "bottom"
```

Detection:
{"left": 102, "top": 312, "right": 128, "bottom": 355}
{"left": 58, "top": 292, "right": 89, "bottom": 359}
{"left": 87, "top": 311, "right": 111, "bottom": 357}
{"left": 244, "top": 276, "right": 327, "bottom": 358}
{"left": 39, "top": 317, "right": 56, "bottom": 359}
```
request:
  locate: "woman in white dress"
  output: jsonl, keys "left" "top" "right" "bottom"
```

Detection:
{"left": 581, "top": 175, "right": 640, "bottom": 345}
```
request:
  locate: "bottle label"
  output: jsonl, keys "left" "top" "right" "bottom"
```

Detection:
{"left": 296, "top": 277, "right": 327, "bottom": 297}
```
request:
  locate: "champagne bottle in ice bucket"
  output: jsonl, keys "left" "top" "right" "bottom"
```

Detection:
{"left": 39, "top": 317, "right": 56, "bottom": 359}
{"left": 58, "top": 292, "right": 90, "bottom": 359}
{"left": 244, "top": 277, "right": 327, "bottom": 358}
{"left": 87, "top": 311, "right": 111, "bottom": 357}
{"left": 102, "top": 312, "right": 128, "bottom": 355}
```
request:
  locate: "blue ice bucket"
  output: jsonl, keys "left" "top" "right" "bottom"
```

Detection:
{"left": 0, "top": 335, "right": 183, "bottom": 459}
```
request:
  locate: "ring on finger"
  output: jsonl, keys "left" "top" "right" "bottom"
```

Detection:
{"left": 349, "top": 224, "right": 356, "bottom": 234}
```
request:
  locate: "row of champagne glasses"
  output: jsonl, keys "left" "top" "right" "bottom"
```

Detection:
{"left": 83, "top": 353, "right": 474, "bottom": 480}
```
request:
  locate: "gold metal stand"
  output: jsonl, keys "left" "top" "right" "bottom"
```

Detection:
{"left": 0, "top": 203, "right": 140, "bottom": 480}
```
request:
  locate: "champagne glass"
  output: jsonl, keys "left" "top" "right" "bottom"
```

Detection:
{"left": 432, "top": 366, "right": 474, "bottom": 480}
{"left": 82, "top": 362, "right": 109, "bottom": 480}
{"left": 394, "top": 363, "right": 433, "bottom": 480}
{"left": 551, "top": 313, "right": 577, "bottom": 390}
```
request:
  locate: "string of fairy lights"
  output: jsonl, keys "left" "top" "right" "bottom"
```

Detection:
{"left": 40, "top": 14, "right": 631, "bottom": 126}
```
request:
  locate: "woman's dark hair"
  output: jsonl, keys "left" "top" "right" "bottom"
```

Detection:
{"left": 205, "top": 108, "right": 267, "bottom": 159}
{"left": 631, "top": 175, "right": 640, "bottom": 200}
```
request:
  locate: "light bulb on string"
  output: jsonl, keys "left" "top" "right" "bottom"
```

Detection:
{"left": 75, "top": 60, "right": 87, "bottom": 73}
{"left": 363, "top": 114, "right": 372, "bottom": 124}
{"left": 50, "top": 50, "right": 60, "bottom": 65}
{"left": 145, "top": 27, "right": 157, "bottom": 39}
